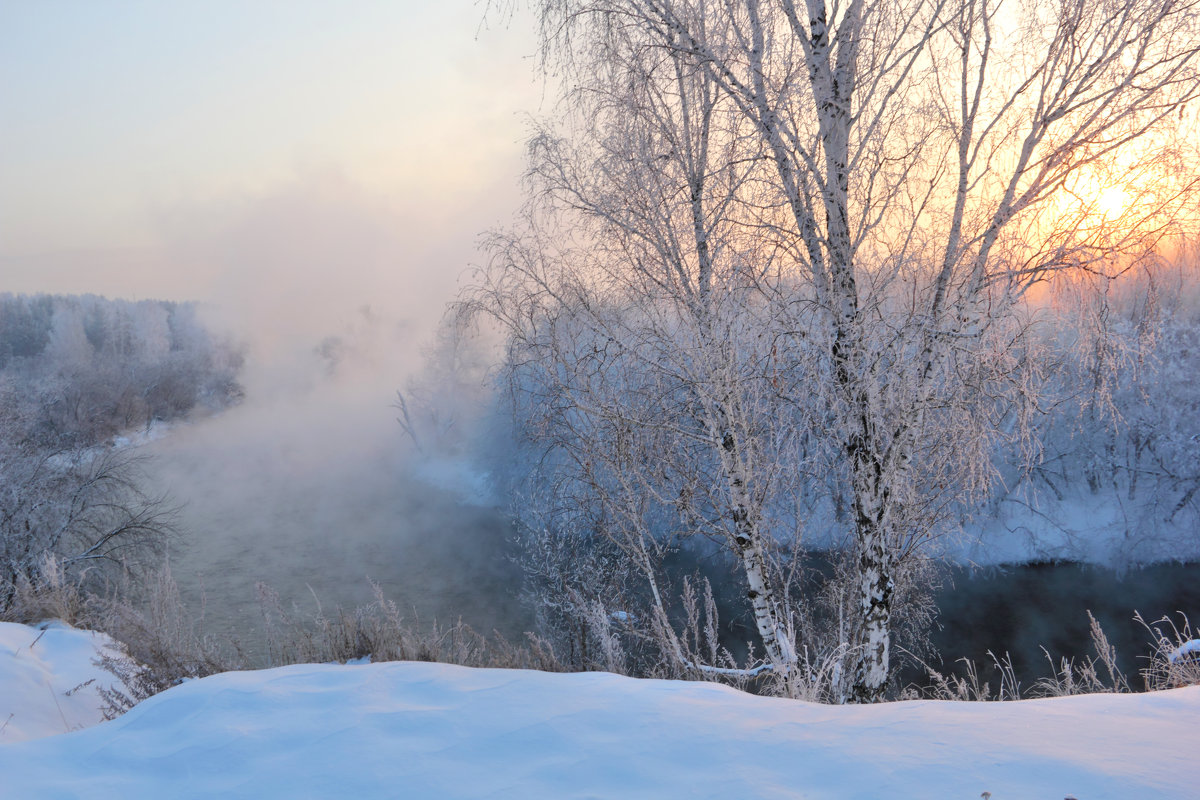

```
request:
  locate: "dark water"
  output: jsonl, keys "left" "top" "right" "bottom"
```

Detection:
{"left": 916, "top": 561, "right": 1200, "bottom": 690}
{"left": 677, "top": 549, "right": 1200, "bottom": 691}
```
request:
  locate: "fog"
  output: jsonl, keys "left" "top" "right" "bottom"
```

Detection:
{"left": 6, "top": 158, "right": 1197, "bottom": 680}
{"left": 118, "top": 172, "right": 531, "bottom": 655}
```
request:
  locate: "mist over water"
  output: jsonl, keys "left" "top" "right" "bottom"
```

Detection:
{"left": 126, "top": 174, "right": 530, "bottom": 660}
{"left": 145, "top": 385, "right": 526, "bottom": 659}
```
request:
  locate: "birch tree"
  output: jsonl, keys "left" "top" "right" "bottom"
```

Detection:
{"left": 468, "top": 14, "right": 830, "bottom": 691}
{"left": 484, "top": 0, "right": 1200, "bottom": 700}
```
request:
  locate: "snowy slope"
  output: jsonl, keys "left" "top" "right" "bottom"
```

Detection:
{"left": 0, "top": 621, "right": 129, "bottom": 744}
{"left": 0, "top": 651, "right": 1196, "bottom": 800}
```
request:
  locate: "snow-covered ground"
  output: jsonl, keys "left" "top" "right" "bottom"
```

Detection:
{"left": 1, "top": 622, "right": 1197, "bottom": 799}
{"left": 0, "top": 621, "right": 129, "bottom": 744}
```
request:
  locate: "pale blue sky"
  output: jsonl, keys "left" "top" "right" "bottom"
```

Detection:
{"left": 0, "top": 1, "right": 538, "bottom": 310}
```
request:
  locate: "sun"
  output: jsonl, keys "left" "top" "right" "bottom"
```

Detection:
{"left": 1096, "top": 186, "right": 1132, "bottom": 219}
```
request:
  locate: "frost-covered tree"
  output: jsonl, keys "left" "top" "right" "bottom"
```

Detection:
{"left": 0, "top": 436, "right": 176, "bottom": 615}
{"left": 991, "top": 246, "right": 1200, "bottom": 564}
{"left": 478, "top": 0, "right": 1200, "bottom": 700}
{"left": 466, "top": 21, "right": 841, "bottom": 691}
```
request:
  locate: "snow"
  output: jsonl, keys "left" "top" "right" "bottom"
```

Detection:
{"left": 951, "top": 488, "right": 1200, "bottom": 567}
{"left": 0, "top": 621, "right": 130, "bottom": 744}
{"left": 1170, "top": 639, "right": 1200, "bottom": 662}
{"left": 111, "top": 419, "right": 173, "bottom": 450}
{"left": 1, "top": 622, "right": 1197, "bottom": 799}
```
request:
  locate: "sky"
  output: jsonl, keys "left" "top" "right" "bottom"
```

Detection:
{"left": 0, "top": 1, "right": 541, "bottom": 336}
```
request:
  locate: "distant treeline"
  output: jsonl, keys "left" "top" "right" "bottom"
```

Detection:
{"left": 0, "top": 292, "right": 245, "bottom": 616}
{"left": 0, "top": 293, "right": 244, "bottom": 448}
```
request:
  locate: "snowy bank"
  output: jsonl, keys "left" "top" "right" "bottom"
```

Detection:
{"left": 0, "top": 651, "right": 1196, "bottom": 799}
{"left": 0, "top": 621, "right": 129, "bottom": 744}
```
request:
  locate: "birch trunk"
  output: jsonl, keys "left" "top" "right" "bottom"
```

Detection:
{"left": 848, "top": 452, "right": 895, "bottom": 702}
{"left": 712, "top": 405, "right": 798, "bottom": 680}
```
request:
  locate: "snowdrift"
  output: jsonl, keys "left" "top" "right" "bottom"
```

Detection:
{"left": 1, "top": 625, "right": 1196, "bottom": 800}
{"left": 0, "top": 621, "right": 129, "bottom": 744}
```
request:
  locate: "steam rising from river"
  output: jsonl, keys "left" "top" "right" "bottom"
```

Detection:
{"left": 139, "top": 174, "right": 528, "bottom": 654}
